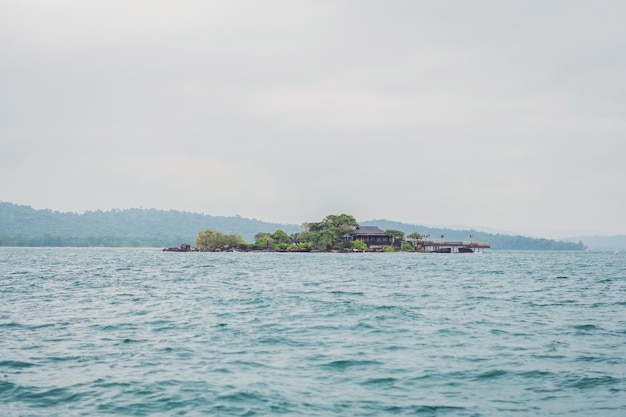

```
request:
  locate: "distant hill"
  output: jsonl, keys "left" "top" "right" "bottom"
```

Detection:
{"left": 0, "top": 202, "right": 585, "bottom": 250}
{"left": 360, "top": 219, "right": 585, "bottom": 251}
{"left": 0, "top": 202, "right": 300, "bottom": 247}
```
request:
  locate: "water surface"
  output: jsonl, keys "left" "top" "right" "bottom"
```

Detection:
{"left": 1, "top": 248, "right": 625, "bottom": 416}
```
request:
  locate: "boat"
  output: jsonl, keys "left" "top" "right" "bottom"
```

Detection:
{"left": 458, "top": 247, "right": 474, "bottom": 253}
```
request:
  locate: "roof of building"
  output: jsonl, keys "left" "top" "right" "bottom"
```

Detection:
{"left": 353, "top": 226, "right": 386, "bottom": 236}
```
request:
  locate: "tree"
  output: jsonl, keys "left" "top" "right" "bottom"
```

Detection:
{"left": 312, "top": 229, "right": 337, "bottom": 251}
{"left": 304, "top": 214, "right": 358, "bottom": 250}
{"left": 401, "top": 242, "right": 414, "bottom": 251}
{"left": 196, "top": 229, "right": 222, "bottom": 251}
{"left": 254, "top": 232, "right": 274, "bottom": 249}
{"left": 196, "top": 229, "right": 244, "bottom": 251}
{"left": 271, "top": 229, "right": 291, "bottom": 245}
{"left": 224, "top": 233, "right": 245, "bottom": 249}
{"left": 350, "top": 239, "right": 368, "bottom": 251}
{"left": 407, "top": 232, "right": 422, "bottom": 240}
{"left": 385, "top": 229, "right": 405, "bottom": 247}
{"left": 292, "top": 230, "right": 313, "bottom": 245}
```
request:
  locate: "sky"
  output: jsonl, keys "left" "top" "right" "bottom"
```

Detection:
{"left": 1, "top": 1, "right": 625, "bottom": 238}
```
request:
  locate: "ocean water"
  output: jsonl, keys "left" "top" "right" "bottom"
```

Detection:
{"left": 1, "top": 248, "right": 625, "bottom": 416}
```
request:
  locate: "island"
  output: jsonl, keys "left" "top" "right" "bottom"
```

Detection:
{"left": 188, "top": 214, "right": 490, "bottom": 253}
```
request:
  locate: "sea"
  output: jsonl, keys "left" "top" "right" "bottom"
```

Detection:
{"left": 1, "top": 248, "right": 625, "bottom": 416}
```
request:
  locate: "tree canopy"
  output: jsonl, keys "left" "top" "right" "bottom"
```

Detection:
{"left": 195, "top": 229, "right": 245, "bottom": 251}
{"left": 301, "top": 214, "right": 358, "bottom": 250}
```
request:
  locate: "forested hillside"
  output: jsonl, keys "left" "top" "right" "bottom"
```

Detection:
{"left": 360, "top": 220, "right": 586, "bottom": 251}
{"left": 0, "top": 202, "right": 585, "bottom": 250}
{"left": 0, "top": 202, "right": 299, "bottom": 247}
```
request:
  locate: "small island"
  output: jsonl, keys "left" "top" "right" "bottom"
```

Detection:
{"left": 186, "top": 214, "right": 489, "bottom": 253}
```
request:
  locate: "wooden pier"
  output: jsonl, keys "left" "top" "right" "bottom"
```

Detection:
{"left": 418, "top": 240, "right": 490, "bottom": 253}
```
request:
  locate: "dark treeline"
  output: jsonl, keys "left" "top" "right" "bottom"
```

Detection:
{"left": 0, "top": 234, "right": 191, "bottom": 248}
{"left": 0, "top": 202, "right": 585, "bottom": 250}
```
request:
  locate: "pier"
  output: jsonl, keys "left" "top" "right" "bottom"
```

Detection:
{"left": 417, "top": 240, "right": 490, "bottom": 253}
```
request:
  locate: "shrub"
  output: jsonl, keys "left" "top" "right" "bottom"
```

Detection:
{"left": 350, "top": 240, "right": 368, "bottom": 251}
{"left": 401, "top": 242, "right": 414, "bottom": 251}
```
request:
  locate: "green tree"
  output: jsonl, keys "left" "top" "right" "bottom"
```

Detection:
{"left": 350, "top": 239, "right": 368, "bottom": 251}
{"left": 385, "top": 229, "right": 405, "bottom": 247}
{"left": 313, "top": 229, "right": 337, "bottom": 251}
{"left": 224, "top": 233, "right": 245, "bottom": 249}
{"left": 254, "top": 232, "right": 274, "bottom": 249}
{"left": 196, "top": 229, "right": 222, "bottom": 251}
{"left": 401, "top": 242, "right": 414, "bottom": 251}
{"left": 196, "top": 229, "right": 244, "bottom": 251}
{"left": 304, "top": 214, "right": 358, "bottom": 250}
{"left": 324, "top": 214, "right": 359, "bottom": 237}
{"left": 292, "top": 230, "right": 313, "bottom": 245}
{"left": 407, "top": 232, "right": 422, "bottom": 240}
{"left": 271, "top": 229, "right": 291, "bottom": 245}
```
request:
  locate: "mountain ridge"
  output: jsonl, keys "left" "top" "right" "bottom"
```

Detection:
{"left": 0, "top": 202, "right": 585, "bottom": 250}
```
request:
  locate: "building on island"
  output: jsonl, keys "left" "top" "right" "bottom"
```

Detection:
{"left": 341, "top": 226, "right": 491, "bottom": 252}
{"left": 342, "top": 226, "right": 394, "bottom": 249}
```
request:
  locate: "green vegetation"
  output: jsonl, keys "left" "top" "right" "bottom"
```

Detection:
{"left": 350, "top": 240, "right": 368, "bottom": 251}
{"left": 195, "top": 229, "right": 246, "bottom": 251}
{"left": 401, "top": 242, "right": 414, "bottom": 251}
{"left": 384, "top": 229, "right": 405, "bottom": 248}
{"left": 251, "top": 230, "right": 296, "bottom": 251}
{"left": 407, "top": 232, "right": 422, "bottom": 240}
{"left": 301, "top": 214, "right": 359, "bottom": 251}
{"left": 195, "top": 214, "right": 362, "bottom": 252}
{"left": 194, "top": 213, "right": 422, "bottom": 252}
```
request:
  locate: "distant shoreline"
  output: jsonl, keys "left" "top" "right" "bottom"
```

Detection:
{"left": 0, "top": 202, "right": 589, "bottom": 251}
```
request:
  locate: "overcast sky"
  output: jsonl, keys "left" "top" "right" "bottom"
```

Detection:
{"left": 1, "top": 1, "right": 625, "bottom": 238}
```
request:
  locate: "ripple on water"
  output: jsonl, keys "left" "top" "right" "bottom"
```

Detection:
{"left": 0, "top": 360, "right": 36, "bottom": 369}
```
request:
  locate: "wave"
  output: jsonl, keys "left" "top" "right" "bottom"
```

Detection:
{"left": 572, "top": 324, "right": 602, "bottom": 332}
{"left": 319, "top": 359, "right": 382, "bottom": 370}
{"left": 383, "top": 404, "right": 470, "bottom": 414}
{"left": 0, "top": 360, "right": 35, "bottom": 369}
{"left": 0, "top": 381, "right": 85, "bottom": 408}
{"left": 473, "top": 369, "right": 509, "bottom": 381}
{"left": 561, "top": 375, "right": 622, "bottom": 390}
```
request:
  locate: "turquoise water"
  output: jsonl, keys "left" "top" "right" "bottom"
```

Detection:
{"left": 1, "top": 248, "right": 625, "bottom": 416}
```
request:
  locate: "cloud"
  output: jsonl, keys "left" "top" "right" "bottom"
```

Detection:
{"left": 1, "top": 0, "right": 625, "bottom": 236}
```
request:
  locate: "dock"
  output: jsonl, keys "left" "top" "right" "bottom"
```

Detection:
{"left": 418, "top": 240, "right": 490, "bottom": 253}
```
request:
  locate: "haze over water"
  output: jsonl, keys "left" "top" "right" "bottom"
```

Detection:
{"left": 1, "top": 248, "right": 625, "bottom": 416}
